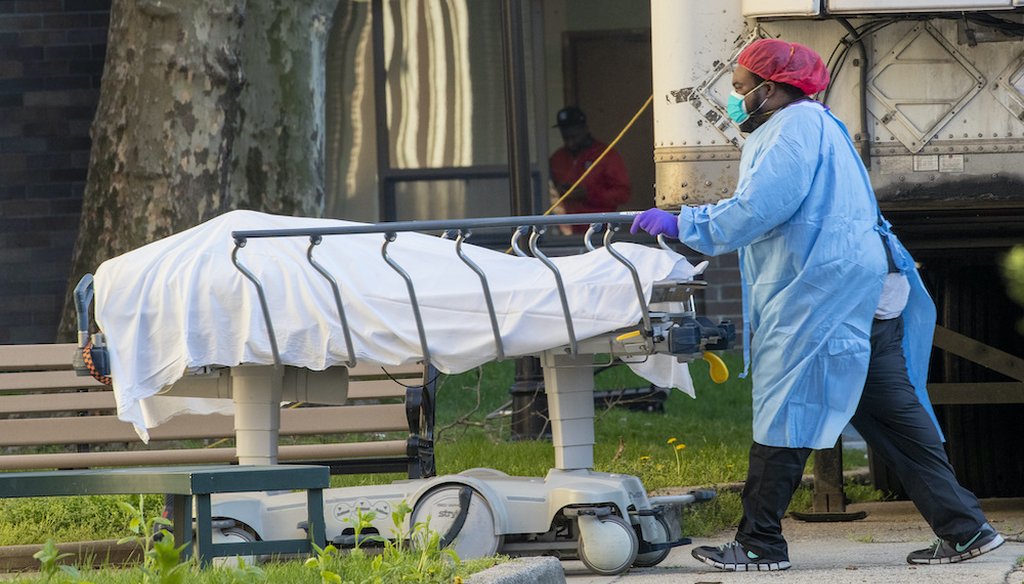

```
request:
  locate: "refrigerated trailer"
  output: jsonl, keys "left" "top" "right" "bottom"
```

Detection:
{"left": 649, "top": 0, "right": 1024, "bottom": 500}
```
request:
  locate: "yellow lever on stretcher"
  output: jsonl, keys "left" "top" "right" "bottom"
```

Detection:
{"left": 702, "top": 351, "right": 729, "bottom": 384}
{"left": 615, "top": 330, "right": 642, "bottom": 342}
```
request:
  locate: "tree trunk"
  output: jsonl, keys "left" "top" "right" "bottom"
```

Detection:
{"left": 60, "top": 0, "right": 340, "bottom": 339}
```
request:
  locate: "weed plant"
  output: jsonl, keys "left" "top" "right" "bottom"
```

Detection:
{"left": 15, "top": 498, "right": 503, "bottom": 583}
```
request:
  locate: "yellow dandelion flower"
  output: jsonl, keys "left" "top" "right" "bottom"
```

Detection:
{"left": 453, "top": 577, "right": 463, "bottom": 584}
{"left": 675, "top": 443, "right": 686, "bottom": 451}
{"left": 667, "top": 437, "right": 678, "bottom": 444}
{"left": 639, "top": 455, "right": 651, "bottom": 461}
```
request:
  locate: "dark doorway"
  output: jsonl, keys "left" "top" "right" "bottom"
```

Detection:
{"left": 562, "top": 30, "right": 653, "bottom": 211}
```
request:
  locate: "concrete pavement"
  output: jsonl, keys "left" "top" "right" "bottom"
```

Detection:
{"left": 562, "top": 498, "right": 1024, "bottom": 584}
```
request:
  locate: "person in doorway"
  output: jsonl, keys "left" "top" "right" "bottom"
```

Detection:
{"left": 630, "top": 38, "right": 1003, "bottom": 572}
{"left": 549, "top": 106, "right": 631, "bottom": 233}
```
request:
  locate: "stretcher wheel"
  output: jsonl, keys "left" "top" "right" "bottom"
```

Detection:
{"left": 577, "top": 514, "right": 638, "bottom": 576}
{"left": 211, "top": 524, "right": 257, "bottom": 567}
{"left": 632, "top": 515, "right": 671, "bottom": 567}
{"left": 410, "top": 484, "right": 501, "bottom": 559}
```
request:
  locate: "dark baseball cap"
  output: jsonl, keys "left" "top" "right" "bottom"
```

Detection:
{"left": 553, "top": 106, "right": 587, "bottom": 128}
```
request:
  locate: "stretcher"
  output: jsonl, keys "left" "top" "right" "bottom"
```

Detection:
{"left": 74, "top": 210, "right": 733, "bottom": 575}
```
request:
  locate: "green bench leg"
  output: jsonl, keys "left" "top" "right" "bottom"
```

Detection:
{"left": 173, "top": 494, "right": 193, "bottom": 562}
{"left": 196, "top": 494, "right": 214, "bottom": 567}
{"left": 173, "top": 487, "right": 326, "bottom": 568}
{"left": 174, "top": 493, "right": 214, "bottom": 567}
{"left": 307, "top": 487, "right": 326, "bottom": 550}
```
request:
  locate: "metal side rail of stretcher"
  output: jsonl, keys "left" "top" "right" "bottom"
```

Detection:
{"left": 74, "top": 212, "right": 733, "bottom": 375}
{"left": 223, "top": 211, "right": 734, "bottom": 367}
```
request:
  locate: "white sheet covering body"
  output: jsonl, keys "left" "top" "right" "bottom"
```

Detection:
{"left": 93, "top": 210, "right": 698, "bottom": 440}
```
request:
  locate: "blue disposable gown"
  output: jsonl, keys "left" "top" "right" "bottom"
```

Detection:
{"left": 676, "top": 101, "right": 941, "bottom": 449}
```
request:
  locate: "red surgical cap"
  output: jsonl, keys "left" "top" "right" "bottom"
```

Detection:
{"left": 738, "top": 39, "right": 829, "bottom": 96}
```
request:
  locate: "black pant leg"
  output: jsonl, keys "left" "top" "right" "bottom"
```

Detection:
{"left": 734, "top": 442, "right": 811, "bottom": 559}
{"left": 850, "top": 317, "right": 987, "bottom": 541}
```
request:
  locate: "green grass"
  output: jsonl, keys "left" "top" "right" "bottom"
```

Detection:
{"left": 0, "top": 350, "right": 883, "bottom": 550}
{"left": 0, "top": 494, "right": 165, "bottom": 547}
{"left": 9, "top": 556, "right": 505, "bottom": 584}
{"left": 432, "top": 353, "right": 871, "bottom": 487}
{"left": 432, "top": 353, "right": 756, "bottom": 485}
{"left": 326, "top": 354, "right": 758, "bottom": 489}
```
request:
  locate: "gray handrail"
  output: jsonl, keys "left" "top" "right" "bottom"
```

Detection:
{"left": 583, "top": 223, "right": 604, "bottom": 252}
{"left": 603, "top": 227, "right": 653, "bottom": 337}
{"left": 306, "top": 236, "right": 357, "bottom": 368}
{"left": 226, "top": 211, "right": 684, "bottom": 369}
{"left": 510, "top": 225, "right": 530, "bottom": 257}
{"left": 231, "top": 243, "right": 282, "bottom": 369}
{"left": 654, "top": 234, "right": 699, "bottom": 312}
{"left": 381, "top": 233, "right": 432, "bottom": 366}
{"left": 656, "top": 234, "right": 673, "bottom": 252}
{"left": 528, "top": 226, "right": 577, "bottom": 356}
{"left": 455, "top": 230, "right": 505, "bottom": 361}
{"left": 231, "top": 211, "right": 642, "bottom": 243}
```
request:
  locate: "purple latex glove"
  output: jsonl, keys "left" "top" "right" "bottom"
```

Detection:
{"left": 629, "top": 208, "right": 679, "bottom": 238}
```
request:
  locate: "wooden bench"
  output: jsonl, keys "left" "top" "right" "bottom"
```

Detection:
{"left": 0, "top": 343, "right": 437, "bottom": 478}
{"left": 0, "top": 464, "right": 329, "bottom": 567}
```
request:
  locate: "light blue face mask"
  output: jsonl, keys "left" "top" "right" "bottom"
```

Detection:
{"left": 727, "top": 81, "right": 768, "bottom": 124}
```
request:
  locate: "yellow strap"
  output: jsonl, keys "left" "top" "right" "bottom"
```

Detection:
{"left": 615, "top": 330, "right": 642, "bottom": 342}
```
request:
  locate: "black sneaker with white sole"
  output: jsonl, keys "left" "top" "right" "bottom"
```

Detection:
{"left": 906, "top": 525, "right": 1005, "bottom": 565}
{"left": 691, "top": 540, "right": 791, "bottom": 571}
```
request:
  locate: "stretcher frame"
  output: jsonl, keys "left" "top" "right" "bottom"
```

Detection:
{"left": 74, "top": 211, "right": 732, "bottom": 575}
{"left": 224, "top": 212, "right": 711, "bottom": 470}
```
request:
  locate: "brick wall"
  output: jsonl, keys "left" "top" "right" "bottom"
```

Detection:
{"left": 0, "top": 0, "right": 109, "bottom": 344}
{"left": 695, "top": 252, "right": 744, "bottom": 348}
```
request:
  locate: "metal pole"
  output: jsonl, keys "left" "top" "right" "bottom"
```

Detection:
{"left": 501, "top": 0, "right": 545, "bottom": 439}
{"left": 811, "top": 440, "right": 847, "bottom": 513}
{"left": 371, "top": 0, "right": 396, "bottom": 221}
{"left": 791, "top": 437, "right": 868, "bottom": 522}
{"left": 500, "top": 0, "right": 533, "bottom": 216}
{"left": 529, "top": 0, "right": 549, "bottom": 214}
{"left": 511, "top": 356, "right": 549, "bottom": 440}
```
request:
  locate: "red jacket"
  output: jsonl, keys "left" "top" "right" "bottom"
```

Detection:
{"left": 549, "top": 139, "right": 631, "bottom": 216}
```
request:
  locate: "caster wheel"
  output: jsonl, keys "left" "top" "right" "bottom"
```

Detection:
{"left": 632, "top": 516, "right": 671, "bottom": 567}
{"left": 411, "top": 484, "right": 502, "bottom": 559}
{"left": 577, "top": 514, "right": 638, "bottom": 576}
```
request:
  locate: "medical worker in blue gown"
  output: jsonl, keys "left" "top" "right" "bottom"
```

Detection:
{"left": 631, "top": 38, "right": 1003, "bottom": 572}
